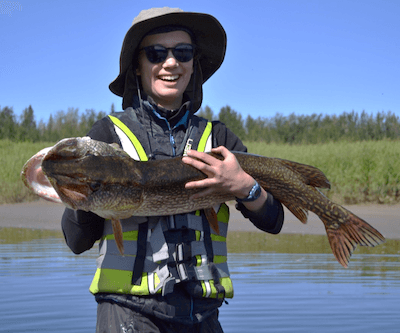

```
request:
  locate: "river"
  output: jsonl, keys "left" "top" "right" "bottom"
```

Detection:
{"left": 1, "top": 228, "right": 399, "bottom": 332}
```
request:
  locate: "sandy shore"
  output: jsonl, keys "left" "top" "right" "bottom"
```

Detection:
{"left": 1, "top": 199, "right": 399, "bottom": 239}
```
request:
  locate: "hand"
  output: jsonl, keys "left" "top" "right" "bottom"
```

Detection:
{"left": 182, "top": 146, "right": 255, "bottom": 200}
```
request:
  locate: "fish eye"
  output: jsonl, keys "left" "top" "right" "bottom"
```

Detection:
{"left": 89, "top": 182, "right": 102, "bottom": 192}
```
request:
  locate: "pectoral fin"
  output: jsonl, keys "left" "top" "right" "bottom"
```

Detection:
{"left": 111, "top": 218, "right": 124, "bottom": 255}
{"left": 204, "top": 207, "right": 220, "bottom": 234}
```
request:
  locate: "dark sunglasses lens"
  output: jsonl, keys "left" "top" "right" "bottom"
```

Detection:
{"left": 144, "top": 44, "right": 195, "bottom": 63}
{"left": 172, "top": 45, "right": 194, "bottom": 62}
{"left": 145, "top": 46, "right": 168, "bottom": 63}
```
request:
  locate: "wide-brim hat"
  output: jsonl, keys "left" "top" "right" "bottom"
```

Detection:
{"left": 109, "top": 7, "right": 227, "bottom": 97}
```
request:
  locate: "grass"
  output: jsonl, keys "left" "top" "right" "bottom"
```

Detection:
{"left": 0, "top": 140, "right": 55, "bottom": 203}
{"left": 245, "top": 140, "right": 400, "bottom": 204}
{"left": 1, "top": 139, "right": 400, "bottom": 205}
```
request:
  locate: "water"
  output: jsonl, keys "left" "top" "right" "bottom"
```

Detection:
{"left": 1, "top": 230, "right": 400, "bottom": 333}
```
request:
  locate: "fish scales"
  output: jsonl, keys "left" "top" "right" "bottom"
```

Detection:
{"left": 21, "top": 137, "right": 385, "bottom": 267}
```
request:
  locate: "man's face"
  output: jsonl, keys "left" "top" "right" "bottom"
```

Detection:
{"left": 137, "top": 30, "right": 194, "bottom": 110}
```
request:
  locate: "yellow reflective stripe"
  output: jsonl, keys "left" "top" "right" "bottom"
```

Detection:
{"left": 104, "top": 230, "right": 138, "bottom": 241}
{"left": 217, "top": 203, "right": 229, "bottom": 223}
{"left": 196, "top": 255, "right": 202, "bottom": 266}
{"left": 220, "top": 277, "right": 234, "bottom": 298}
{"left": 108, "top": 115, "right": 148, "bottom": 161}
{"left": 207, "top": 277, "right": 234, "bottom": 299}
{"left": 197, "top": 121, "right": 212, "bottom": 152}
{"left": 195, "top": 230, "right": 201, "bottom": 241}
{"left": 213, "top": 255, "right": 226, "bottom": 264}
{"left": 90, "top": 269, "right": 150, "bottom": 295}
{"left": 211, "top": 234, "right": 226, "bottom": 242}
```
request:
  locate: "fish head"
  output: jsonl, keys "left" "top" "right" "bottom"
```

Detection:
{"left": 40, "top": 137, "right": 144, "bottom": 218}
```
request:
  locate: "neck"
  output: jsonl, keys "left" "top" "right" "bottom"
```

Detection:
{"left": 155, "top": 97, "right": 183, "bottom": 111}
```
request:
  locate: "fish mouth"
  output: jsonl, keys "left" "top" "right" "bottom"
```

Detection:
{"left": 46, "top": 175, "right": 91, "bottom": 210}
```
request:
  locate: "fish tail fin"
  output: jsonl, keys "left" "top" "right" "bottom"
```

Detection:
{"left": 111, "top": 218, "right": 124, "bottom": 255}
{"left": 204, "top": 207, "right": 220, "bottom": 234}
{"left": 323, "top": 212, "right": 385, "bottom": 268}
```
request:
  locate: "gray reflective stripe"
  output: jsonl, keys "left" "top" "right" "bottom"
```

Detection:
{"left": 99, "top": 239, "right": 151, "bottom": 258}
{"left": 191, "top": 241, "right": 227, "bottom": 257}
{"left": 97, "top": 253, "right": 159, "bottom": 272}
{"left": 186, "top": 214, "right": 204, "bottom": 230}
{"left": 214, "top": 221, "right": 228, "bottom": 238}
{"left": 150, "top": 220, "right": 169, "bottom": 262}
{"left": 102, "top": 216, "right": 149, "bottom": 236}
{"left": 194, "top": 262, "right": 230, "bottom": 280}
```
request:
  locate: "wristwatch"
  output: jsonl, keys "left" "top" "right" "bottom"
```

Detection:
{"left": 236, "top": 181, "right": 262, "bottom": 203}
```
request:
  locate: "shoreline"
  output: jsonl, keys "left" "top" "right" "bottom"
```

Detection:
{"left": 1, "top": 199, "right": 399, "bottom": 239}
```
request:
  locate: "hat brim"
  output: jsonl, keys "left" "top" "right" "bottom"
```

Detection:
{"left": 109, "top": 12, "right": 226, "bottom": 97}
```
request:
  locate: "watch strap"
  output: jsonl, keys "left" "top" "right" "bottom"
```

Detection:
{"left": 236, "top": 181, "right": 261, "bottom": 203}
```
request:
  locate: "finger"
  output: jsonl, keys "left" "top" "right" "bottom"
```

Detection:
{"left": 185, "top": 177, "right": 216, "bottom": 189}
{"left": 182, "top": 156, "right": 215, "bottom": 176}
{"left": 211, "top": 146, "right": 229, "bottom": 155}
{"left": 185, "top": 149, "right": 219, "bottom": 165}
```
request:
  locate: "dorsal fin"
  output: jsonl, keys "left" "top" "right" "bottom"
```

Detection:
{"left": 278, "top": 159, "right": 331, "bottom": 189}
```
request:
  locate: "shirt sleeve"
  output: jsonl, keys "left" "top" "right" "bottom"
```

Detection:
{"left": 61, "top": 117, "right": 118, "bottom": 254}
{"left": 212, "top": 120, "right": 284, "bottom": 234}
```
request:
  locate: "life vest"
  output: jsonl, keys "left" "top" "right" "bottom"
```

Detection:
{"left": 89, "top": 112, "right": 234, "bottom": 299}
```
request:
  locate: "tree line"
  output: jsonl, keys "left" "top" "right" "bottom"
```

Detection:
{"left": 200, "top": 106, "right": 400, "bottom": 144}
{"left": 1, "top": 104, "right": 399, "bottom": 143}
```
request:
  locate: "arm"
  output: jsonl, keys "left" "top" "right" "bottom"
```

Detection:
{"left": 182, "top": 120, "right": 284, "bottom": 234}
{"left": 61, "top": 117, "right": 120, "bottom": 253}
{"left": 62, "top": 209, "right": 105, "bottom": 254}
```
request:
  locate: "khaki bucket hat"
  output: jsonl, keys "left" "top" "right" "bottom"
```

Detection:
{"left": 109, "top": 7, "right": 227, "bottom": 97}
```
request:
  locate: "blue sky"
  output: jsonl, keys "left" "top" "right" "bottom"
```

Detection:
{"left": 1, "top": 0, "right": 399, "bottom": 124}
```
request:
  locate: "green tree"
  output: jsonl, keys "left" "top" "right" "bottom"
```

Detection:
{"left": 18, "top": 105, "right": 39, "bottom": 141}
{"left": 245, "top": 115, "right": 266, "bottom": 142}
{"left": 0, "top": 106, "right": 17, "bottom": 140}
{"left": 197, "top": 105, "right": 215, "bottom": 120}
{"left": 218, "top": 105, "right": 246, "bottom": 140}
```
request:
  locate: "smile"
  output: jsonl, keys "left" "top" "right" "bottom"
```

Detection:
{"left": 159, "top": 75, "right": 180, "bottom": 82}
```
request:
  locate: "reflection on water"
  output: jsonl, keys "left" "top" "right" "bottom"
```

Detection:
{"left": 1, "top": 228, "right": 400, "bottom": 332}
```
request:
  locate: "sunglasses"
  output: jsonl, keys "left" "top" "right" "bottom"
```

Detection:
{"left": 140, "top": 43, "right": 196, "bottom": 64}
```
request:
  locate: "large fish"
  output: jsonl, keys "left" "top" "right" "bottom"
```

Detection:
{"left": 21, "top": 137, "right": 385, "bottom": 267}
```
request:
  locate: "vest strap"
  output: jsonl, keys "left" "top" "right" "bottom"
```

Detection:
{"left": 132, "top": 222, "right": 148, "bottom": 285}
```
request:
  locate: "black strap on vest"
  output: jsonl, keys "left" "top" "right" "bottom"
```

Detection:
{"left": 131, "top": 221, "right": 148, "bottom": 285}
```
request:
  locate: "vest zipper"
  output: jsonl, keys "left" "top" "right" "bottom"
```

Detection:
{"left": 151, "top": 108, "right": 177, "bottom": 157}
{"left": 169, "top": 133, "right": 176, "bottom": 156}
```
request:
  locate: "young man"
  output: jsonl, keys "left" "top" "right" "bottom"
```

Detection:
{"left": 62, "top": 7, "right": 284, "bottom": 333}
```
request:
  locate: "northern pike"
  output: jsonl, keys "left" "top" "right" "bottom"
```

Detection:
{"left": 21, "top": 137, "right": 385, "bottom": 267}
